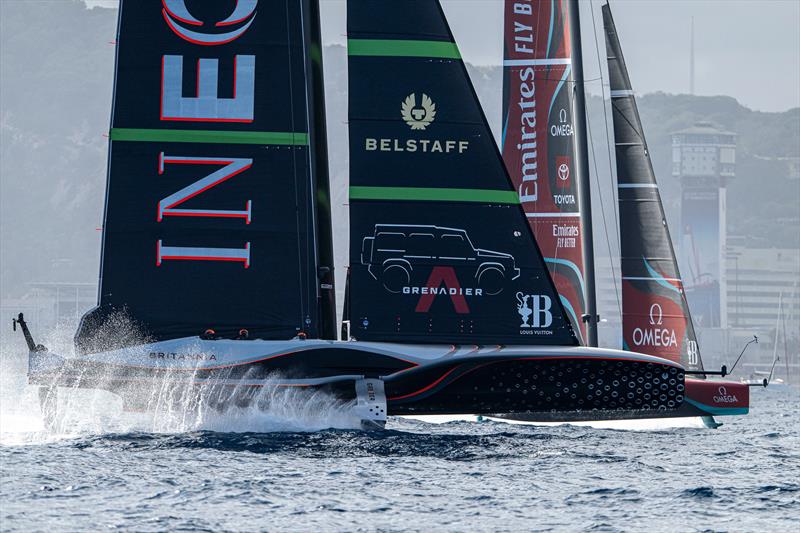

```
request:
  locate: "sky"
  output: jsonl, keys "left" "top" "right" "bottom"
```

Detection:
{"left": 83, "top": 0, "right": 798, "bottom": 112}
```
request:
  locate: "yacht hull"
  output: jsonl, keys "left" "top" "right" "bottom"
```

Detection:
{"left": 26, "top": 338, "right": 749, "bottom": 423}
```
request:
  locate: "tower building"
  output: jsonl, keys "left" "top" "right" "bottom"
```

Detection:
{"left": 672, "top": 122, "right": 736, "bottom": 329}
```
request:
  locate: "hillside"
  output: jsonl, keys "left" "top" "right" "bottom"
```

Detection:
{"left": 632, "top": 93, "right": 800, "bottom": 248}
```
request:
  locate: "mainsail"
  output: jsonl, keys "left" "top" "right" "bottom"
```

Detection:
{"left": 76, "top": 0, "right": 336, "bottom": 349}
{"left": 603, "top": 3, "right": 704, "bottom": 370}
{"left": 346, "top": 0, "right": 577, "bottom": 346}
{"left": 501, "top": 0, "right": 590, "bottom": 344}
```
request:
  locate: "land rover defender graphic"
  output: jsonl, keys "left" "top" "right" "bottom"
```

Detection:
{"left": 361, "top": 224, "right": 521, "bottom": 295}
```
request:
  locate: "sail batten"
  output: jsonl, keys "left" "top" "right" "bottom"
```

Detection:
{"left": 603, "top": 3, "right": 704, "bottom": 370}
{"left": 503, "top": 58, "right": 573, "bottom": 66}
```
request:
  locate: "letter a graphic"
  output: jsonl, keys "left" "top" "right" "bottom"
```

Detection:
{"left": 415, "top": 267, "right": 469, "bottom": 314}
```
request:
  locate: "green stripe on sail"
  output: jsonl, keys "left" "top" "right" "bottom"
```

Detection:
{"left": 348, "top": 39, "right": 461, "bottom": 59}
{"left": 350, "top": 186, "right": 519, "bottom": 204}
{"left": 110, "top": 128, "right": 308, "bottom": 145}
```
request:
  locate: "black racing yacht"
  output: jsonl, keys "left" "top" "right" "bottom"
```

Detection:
{"left": 14, "top": 0, "right": 750, "bottom": 429}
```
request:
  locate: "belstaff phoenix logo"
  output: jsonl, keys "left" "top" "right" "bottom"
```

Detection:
{"left": 401, "top": 93, "right": 437, "bottom": 130}
{"left": 365, "top": 93, "right": 466, "bottom": 153}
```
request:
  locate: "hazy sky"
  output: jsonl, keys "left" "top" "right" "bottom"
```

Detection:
{"left": 84, "top": 0, "right": 800, "bottom": 112}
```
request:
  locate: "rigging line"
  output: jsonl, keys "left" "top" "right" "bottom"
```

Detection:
{"left": 287, "top": 1, "right": 307, "bottom": 331}
{"left": 611, "top": 92, "right": 648, "bottom": 148}
{"left": 585, "top": 98, "right": 622, "bottom": 322}
{"left": 588, "top": 0, "right": 621, "bottom": 319}
{"left": 591, "top": 2, "right": 648, "bottom": 151}
{"left": 589, "top": 0, "right": 621, "bottom": 254}
{"left": 584, "top": 0, "right": 621, "bottom": 322}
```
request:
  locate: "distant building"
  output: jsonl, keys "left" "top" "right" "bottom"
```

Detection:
{"left": 752, "top": 154, "right": 800, "bottom": 180}
{"left": 726, "top": 244, "right": 799, "bottom": 333}
{"left": 722, "top": 244, "right": 799, "bottom": 383}
{"left": 789, "top": 157, "right": 800, "bottom": 180}
{"left": 672, "top": 122, "right": 736, "bottom": 179}
{"left": 0, "top": 282, "right": 96, "bottom": 334}
{"left": 672, "top": 122, "right": 736, "bottom": 329}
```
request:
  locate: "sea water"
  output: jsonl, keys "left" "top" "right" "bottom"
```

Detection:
{"left": 1, "top": 344, "right": 797, "bottom": 532}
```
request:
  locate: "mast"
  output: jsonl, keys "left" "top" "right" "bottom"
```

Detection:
{"left": 772, "top": 292, "right": 782, "bottom": 365}
{"left": 303, "top": 0, "right": 337, "bottom": 339}
{"left": 690, "top": 17, "right": 695, "bottom": 95}
{"left": 568, "top": 0, "right": 599, "bottom": 347}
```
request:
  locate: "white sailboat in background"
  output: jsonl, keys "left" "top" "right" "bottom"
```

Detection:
{"left": 740, "top": 292, "right": 788, "bottom": 388}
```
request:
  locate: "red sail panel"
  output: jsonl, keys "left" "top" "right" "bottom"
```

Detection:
{"left": 603, "top": 3, "right": 703, "bottom": 371}
{"left": 502, "top": 0, "right": 588, "bottom": 344}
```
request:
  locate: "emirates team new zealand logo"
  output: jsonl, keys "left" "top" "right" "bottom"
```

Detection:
{"left": 401, "top": 93, "right": 437, "bottom": 130}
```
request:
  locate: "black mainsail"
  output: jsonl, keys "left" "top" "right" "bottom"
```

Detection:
{"left": 603, "top": 3, "right": 704, "bottom": 371}
{"left": 346, "top": 0, "right": 577, "bottom": 346}
{"left": 76, "top": 0, "right": 336, "bottom": 349}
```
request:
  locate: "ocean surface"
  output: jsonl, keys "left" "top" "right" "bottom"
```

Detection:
{"left": 1, "top": 351, "right": 798, "bottom": 532}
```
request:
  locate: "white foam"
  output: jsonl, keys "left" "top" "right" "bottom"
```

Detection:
{"left": 1, "top": 331, "right": 361, "bottom": 445}
{"left": 401, "top": 414, "right": 707, "bottom": 430}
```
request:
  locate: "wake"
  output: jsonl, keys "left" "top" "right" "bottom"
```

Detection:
{"left": 1, "top": 331, "right": 362, "bottom": 446}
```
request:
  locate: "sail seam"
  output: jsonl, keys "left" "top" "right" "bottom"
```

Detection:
{"left": 503, "top": 58, "right": 571, "bottom": 66}
{"left": 349, "top": 186, "right": 519, "bottom": 204}
{"left": 110, "top": 128, "right": 309, "bottom": 145}
{"left": 526, "top": 212, "right": 581, "bottom": 218}
{"left": 347, "top": 39, "right": 460, "bottom": 58}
